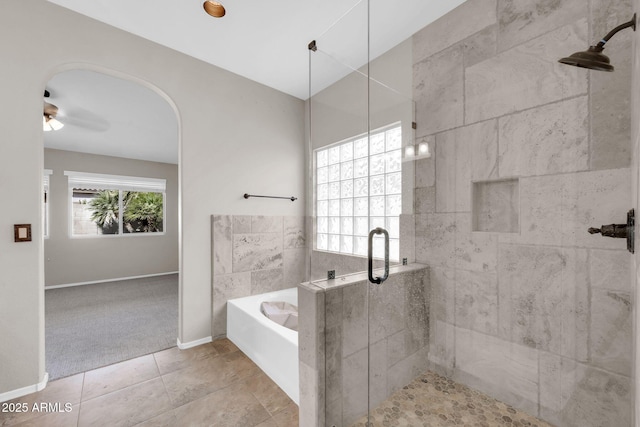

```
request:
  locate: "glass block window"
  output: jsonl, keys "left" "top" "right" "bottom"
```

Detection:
{"left": 315, "top": 124, "right": 401, "bottom": 261}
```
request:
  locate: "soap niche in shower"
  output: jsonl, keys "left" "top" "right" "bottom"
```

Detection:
{"left": 472, "top": 178, "right": 519, "bottom": 233}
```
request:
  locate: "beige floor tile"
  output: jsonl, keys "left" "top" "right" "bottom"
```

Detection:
{"left": 242, "top": 372, "right": 293, "bottom": 415}
{"left": 173, "top": 382, "right": 270, "bottom": 427}
{"left": 13, "top": 404, "right": 79, "bottom": 427}
{"left": 153, "top": 343, "right": 219, "bottom": 375}
{"left": 254, "top": 419, "right": 278, "bottom": 427}
{"left": 162, "top": 350, "right": 260, "bottom": 407}
{"left": 211, "top": 338, "right": 239, "bottom": 355}
{"left": 131, "top": 410, "right": 176, "bottom": 427}
{"left": 0, "top": 374, "right": 83, "bottom": 427}
{"left": 78, "top": 377, "right": 170, "bottom": 427}
{"left": 81, "top": 354, "right": 159, "bottom": 401}
{"left": 271, "top": 403, "right": 299, "bottom": 427}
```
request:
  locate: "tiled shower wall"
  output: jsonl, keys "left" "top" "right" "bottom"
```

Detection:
{"left": 211, "top": 215, "right": 306, "bottom": 338}
{"left": 298, "top": 265, "right": 430, "bottom": 427}
{"left": 411, "top": 0, "right": 633, "bottom": 426}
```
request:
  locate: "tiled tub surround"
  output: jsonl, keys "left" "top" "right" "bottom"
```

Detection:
{"left": 212, "top": 215, "right": 306, "bottom": 338}
{"left": 298, "top": 264, "right": 430, "bottom": 427}
{"left": 411, "top": 0, "right": 633, "bottom": 426}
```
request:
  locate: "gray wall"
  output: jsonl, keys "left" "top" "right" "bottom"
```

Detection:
{"left": 0, "top": 0, "right": 304, "bottom": 396}
{"left": 412, "top": 0, "right": 633, "bottom": 426}
{"left": 211, "top": 215, "right": 306, "bottom": 338}
{"left": 44, "top": 149, "right": 179, "bottom": 287}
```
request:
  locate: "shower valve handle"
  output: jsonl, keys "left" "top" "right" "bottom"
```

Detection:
{"left": 587, "top": 209, "right": 635, "bottom": 253}
{"left": 588, "top": 224, "right": 628, "bottom": 238}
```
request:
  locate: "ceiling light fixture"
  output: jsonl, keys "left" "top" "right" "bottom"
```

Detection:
{"left": 203, "top": 1, "right": 226, "bottom": 18}
{"left": 43, "top": 102, "right": 64, "bottom": 132}
{"left": 559, "top": 13, "right": 636, "bottom": 71}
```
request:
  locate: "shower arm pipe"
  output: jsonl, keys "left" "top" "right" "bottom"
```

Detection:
{"left": 243, "top": 193, "right": 297, "bottom": 202}
{"left": 596, "top": 13, "right": 636, "bottom": 48}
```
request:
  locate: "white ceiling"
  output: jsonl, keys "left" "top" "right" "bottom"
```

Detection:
{"left": 44, "top": 70, "right": 179, "bottom": 164}
{"left": 46, "top": 0, "right": 466, "bottom": 100}
{"left": 43, "top": 0, "right": 466, "bottom": 164}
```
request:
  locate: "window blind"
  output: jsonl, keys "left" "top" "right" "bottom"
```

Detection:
{"left": 64, "top": 171, "right": 166, "bottom": 193}
{"left": 44, "top": 169, "right": 52, "bottom": 192}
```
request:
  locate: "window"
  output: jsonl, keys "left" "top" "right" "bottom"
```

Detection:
{"left": 44, "top": 169, "right": 52, "bottom": 238}
{"left": 315, "top": 124, "right": 402, "bottom": 261}
{"left": 64, "top": 171, "right": 166, "bottom": 237}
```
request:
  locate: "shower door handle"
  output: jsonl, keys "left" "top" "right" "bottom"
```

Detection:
{"left": 368, "top": 227, "right": 389, "bottom": 285}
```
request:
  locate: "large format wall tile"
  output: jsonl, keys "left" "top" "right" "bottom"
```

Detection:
{"left": 498, "top": 245, "right": 589, "bottom": 360}
{"left": 462, "top": 24, "right": 497, "bottom": 68}
{"left": 454, "top": 327, "right": 539, "bottom": 414}
{"left": 507, "top": 168, "right": 631, "bottom": 249}
{"left": 455, "top": 270, "right": 498, "bottom": 335}
{"left": 342, "top": 349, "right": 368, "bottom": 425}
{"left": 283, "top": 248, "right": 306, "bottom": 288}
{"left": 497, "top": 0, "right": 587, "bottom": 52}
{"left": 413, "top": 0, "right": 497, "bottom": 63}
{"left": 539, "top": 353, "right": 631, "bottom": 427}
{"left": 590, "top": 0, "right": 633, "bottom": 170}
{"left": 435, "top": 129, "right": 457, "bottom": 212}
{"left": 251, "top": 215, "right": 283, "bottom": 233}
{"left": 590, "top": 249, "right": 632, "bottom": 376}
{"left": 284, "top": 216, "right": 306, "bottom": 249}
{"left": 498, "top": 96, "right": 589, "bottom": 177}
{"left": 213, "top": 215, "right": 304, "bottom": 337}
{"left": 455, "top": 214, "right": 498, "bottom": 273}
{"left": 212, "top": 215, "right": 233, "bottom": 275}
{"left": 342, "top": 281, "right": 368, "bottom": 357}
{"left": 212, "top": 272, "right": 251, "bottom": 338}
{"left": 434, "top": 121, "right": 498, "bottom": 213}
{"left": 232, "top": 233, "right": 283, "bottom": 272}
{"left": 590, "top": 288, "right": 632, "bottom": 376}
{"left": 465, "top": 20, "right": 588, "bottom": 123}
{"left": 369, "top": 274, "right": 406, "bottom": 343}
{"left": 250, "top": 268, "right": 284, "bottom": 294}
{"left": 414, "top": 45, "right": 464, "bottom": 136}
{"left": 415, "top": 213, "right": 457, "bottom": 269}
{"left": 414, "top": 137, "right": 435, "bottom": 187}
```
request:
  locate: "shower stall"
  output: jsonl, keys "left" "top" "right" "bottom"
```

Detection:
{"left": 300, "top": 0, "right": 636, "bottom": 426}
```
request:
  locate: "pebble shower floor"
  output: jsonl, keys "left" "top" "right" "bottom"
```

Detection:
{"left": 352, "top": 370, "right": 554, "bottom": 427}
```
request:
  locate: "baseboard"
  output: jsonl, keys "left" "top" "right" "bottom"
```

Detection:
{"left": 0, "top": 373, "right": 48, "bottom": 403}
{"left": 177, "top": 336, "right": 212, "bottom": 350}
{"left": 45, "top": 271, "right": 179, "bottom": 290}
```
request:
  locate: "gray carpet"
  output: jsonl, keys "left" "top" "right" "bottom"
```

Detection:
{"left": 45, "top": 274, "right": 178, "bottom": 380}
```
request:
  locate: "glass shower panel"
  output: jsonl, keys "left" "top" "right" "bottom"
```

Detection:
{"left": 307, "top": 3, "right": 372, "bottom": 426}
{"left": 308, "top": 0, "right": 370, "bottom": 283}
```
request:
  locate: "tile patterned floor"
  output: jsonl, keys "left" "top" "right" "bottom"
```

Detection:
{"left": 351, "top": 371, "right": 554, "bottom": 427}
{"left": 0, "top": 339, "right": 298, "bottom": 427}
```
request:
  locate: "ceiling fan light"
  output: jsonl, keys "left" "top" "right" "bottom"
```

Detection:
{"left": 43, "top": 116, "right": 52, "bottom": 131}
{"left": 203, "top": 1, "right": 225, "bottom": 18}
{"left": 49, "top": 117, "right": 64, "bottom": 131}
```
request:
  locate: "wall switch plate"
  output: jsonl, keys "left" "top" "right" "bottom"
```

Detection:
{"left": 14, "top": 224, "right": 32, "bottom": 242}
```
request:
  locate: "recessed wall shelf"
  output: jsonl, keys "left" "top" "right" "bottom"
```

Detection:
{"left": 472, "top": 179, "right": 519, "bottom": 233}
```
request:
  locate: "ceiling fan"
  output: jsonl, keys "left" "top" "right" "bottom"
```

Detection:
{"left": 43, "top": 90, "right": 63, "bottom": 131}
{"left": 42, "top": 89, "right": 110, "bottom": 133}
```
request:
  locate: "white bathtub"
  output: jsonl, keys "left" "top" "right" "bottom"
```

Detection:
{"left": 227, "top": 287, "right": 299, "bottom": 404}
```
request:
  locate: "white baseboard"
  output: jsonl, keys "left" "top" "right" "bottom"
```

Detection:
{"left": 0, "top": 373, "right": 48, "bottom": 403}
{"left": 177, "top": 336, "right": 212, "bottom": 350}
{"left": 45, "top": 271, "right": 179, "bottom": 290}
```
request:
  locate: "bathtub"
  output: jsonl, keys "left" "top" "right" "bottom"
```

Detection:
{"left": 227, "top": 287, "right": 299, "bottom": 404}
